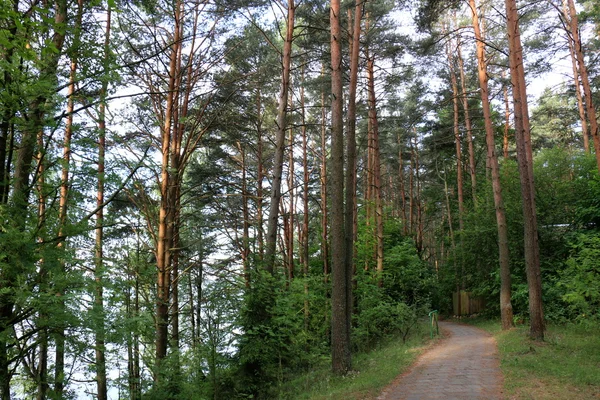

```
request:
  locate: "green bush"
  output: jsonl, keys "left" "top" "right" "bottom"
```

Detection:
{"left": 561, "top": 232, "right": 600, "bottom": 320}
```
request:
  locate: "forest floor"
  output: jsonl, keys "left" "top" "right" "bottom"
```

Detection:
{"left": 376, "top": 321, "right": 503, "bottom": 400}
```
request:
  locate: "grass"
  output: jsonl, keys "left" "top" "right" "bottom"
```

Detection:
{"left": 278, "top": 322, "right": 436, "bottom": 400}
{"left": 469, "top": 318, "right": 600, "bottom": 399}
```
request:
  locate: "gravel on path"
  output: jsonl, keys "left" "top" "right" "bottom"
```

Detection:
{"left": 377, "top": 321, "right": 503, "bottom": 400}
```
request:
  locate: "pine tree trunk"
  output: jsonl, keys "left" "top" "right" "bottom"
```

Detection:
{"left": 330, "top": 0, "right": 350, "bottom": 375}
{"left": 469, "top": 0, "right": 514, "bottom": 330}
{"left": 239, "top": 142, "right": 251, "bottom": 287}
{"left": 93, "top": 5, "right": 110, "bottom": 398}
{"left": 505, "top": 0, "right": 544, "bottom": 340}
{"left": 565, "top": 0, "right": 597, "bottom": 163}
{"left": 457, "top": 42, "right": 477, "bottom": 203}
{"left": 502, "top": 70, "right": 511, "bottom": 160}
{"left": 414, "top": 135, "right": 423, "bottom": 254}
{"left": 156, "top": 0, "right": 182, "bottom": 365}
{"left": 256, "top": 89, "right": 265, "bottom": 260}
{"left": 398, "top": 135, "right": 408, "bottom": 235}
{"left": 300, "top": 65, "right": 310, "bottom": 328}
{"left": 446, "top": 40, "right": 464, "bottom": 231}
{"left": 265, "top": 0, "right": 295, "bottom": 274}
{"left": 345, "top": 0, "right": 361, "bottom": 325}
{"left": 287, "top": 97, "right": 295, "bottom": 282}
{"left": 366, "top": 43, "right": 384, "bottom": 281}
{"left": 320, "top": 68, "right": 329, "bottom": 279}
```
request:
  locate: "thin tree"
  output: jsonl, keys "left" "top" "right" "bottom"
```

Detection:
{"left": 93, "top": 4, "right": 110, "bottom": 398}
{"left": 365, "top": 11, "right": 384, "bottom": 280}
{"left": 456, "top": 39, "right": 477, "bottom": 203}
{"left": 265, "top": 0, "right": 296, "bottom": 274}
{"left": 563, "top": 0, "right": 598, "bottom": 163}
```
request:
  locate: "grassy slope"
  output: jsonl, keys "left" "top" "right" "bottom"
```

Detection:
{"left": 279, "top": 323, "right": 435, "bottom": 400}
{"left": 471, "top": 319, "right": 600, "bottom": 399}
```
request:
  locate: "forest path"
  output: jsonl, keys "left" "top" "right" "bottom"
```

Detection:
{"left": 377, "top": 321, "right": 504, "bottom": 400}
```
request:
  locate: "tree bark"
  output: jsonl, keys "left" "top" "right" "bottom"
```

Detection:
{"left": 155, "top": 0, "right": 183, "bottom": 365}
{"left": 320, "top": 66, "right": 329, "bottom": 279}
{"left": 446, "top": 39, "right": 465, "bottom": 232}
{"left": 300, "top": 64, "right": 310, "bottom": 328}
{"left": 457, "top": 40, "right": 477, "bottom": 203}
{"left": 330, "top": 0, "right": 350, "bottom": 375}
{"left": 502, "top": 70, "right": 511, "bottom": 160}
{"left": 265, "top": 0, "right": 295, "bottom": 274}
{"left": 505, "top": 0, "right": 544, "bottom": 340}
{"left": 287, "top": 91, "right": 295, "bottom": 282}
{"left": 239, "top": 142, "right": 251, "bottom": 287}
{"left": 256, "top": 89, "right": 265, "bottom": 261}
{"left": 565, "top": 0, "right": 596, "bottom": 160}
{"left": 345, "top": 0, "right": 361, "bottom": 327}
{"left": 469, "top": 0, "right": 514, "bottom": 330}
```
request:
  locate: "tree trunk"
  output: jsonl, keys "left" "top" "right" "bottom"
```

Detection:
{"left": 398, "top": 135, "right": 408, "bottom": 235}
{"left": 345, "top": 0, "right": 361, "bottom": 331}
{"left": 505, "top": 0, "right": 544, "bottom": 340}
{"left": 565, "top": 0, "right": 597, "bottom": 161}
{"left": 238, "top": 142, "right": 251, "bottom": 287}
{"left": 446, "top": 39, "right": 464, "bottom": 231}
{"left": 287, "top": 94, "right": 295, "bottom": 282}
{"left": 265, "top": 0, "right": 295, "bottom": 274}
{"left": 366, "top": 49, "right": 384, "bottom": 281}
{"left": 502, "top": 70, "right": 511, "bottom": 160}
{"left": 469, "top": 0, "right": 514, "bottom": 330}
{"left": 256, "top": 89, "right": 265, "bottom": 260}
{"left": 330, "top": 0, "right": 350, "bottom": 375}
{"left": 156, "top": 0, "right": 182, "bottom": 365}
{"left": 300, "top": 64, "right": 310, "bottom": 329}
{"left": 92, "top": 6, "right": 110, "bottom": 398}
{"left": 457, "top": 40, "right": 477, "bottom": 203}
{"left": 320, "top": 67, "right": 329, "bottom": 279}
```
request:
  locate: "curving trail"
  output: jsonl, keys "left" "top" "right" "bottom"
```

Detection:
{"left": 377, "top": 321, "right": 504, "bottom": 400}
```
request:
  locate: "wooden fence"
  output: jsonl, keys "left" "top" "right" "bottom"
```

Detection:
{"left": 452, "top": 291, "right": 485, "bottom": 316}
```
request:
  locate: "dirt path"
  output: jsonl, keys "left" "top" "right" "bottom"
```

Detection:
{"left": 377, "top": 321, "right": 504, "bottom": 400}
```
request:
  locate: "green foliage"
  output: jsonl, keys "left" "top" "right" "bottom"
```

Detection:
{"left": 354, "top": 229, "right": 435, "bottom": 351}
{"left": 560, "top": 232, "right": 600, "bottom": 320}
{"left": 383, "top": 240, "right": 437, "bottom": 307}
{"left": 237, "top": 271, "right": 323, "bottom": 399}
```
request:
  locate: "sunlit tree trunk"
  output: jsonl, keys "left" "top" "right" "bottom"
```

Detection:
{"left": 155, "top": 0, "right": 182, "bottom": 365}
